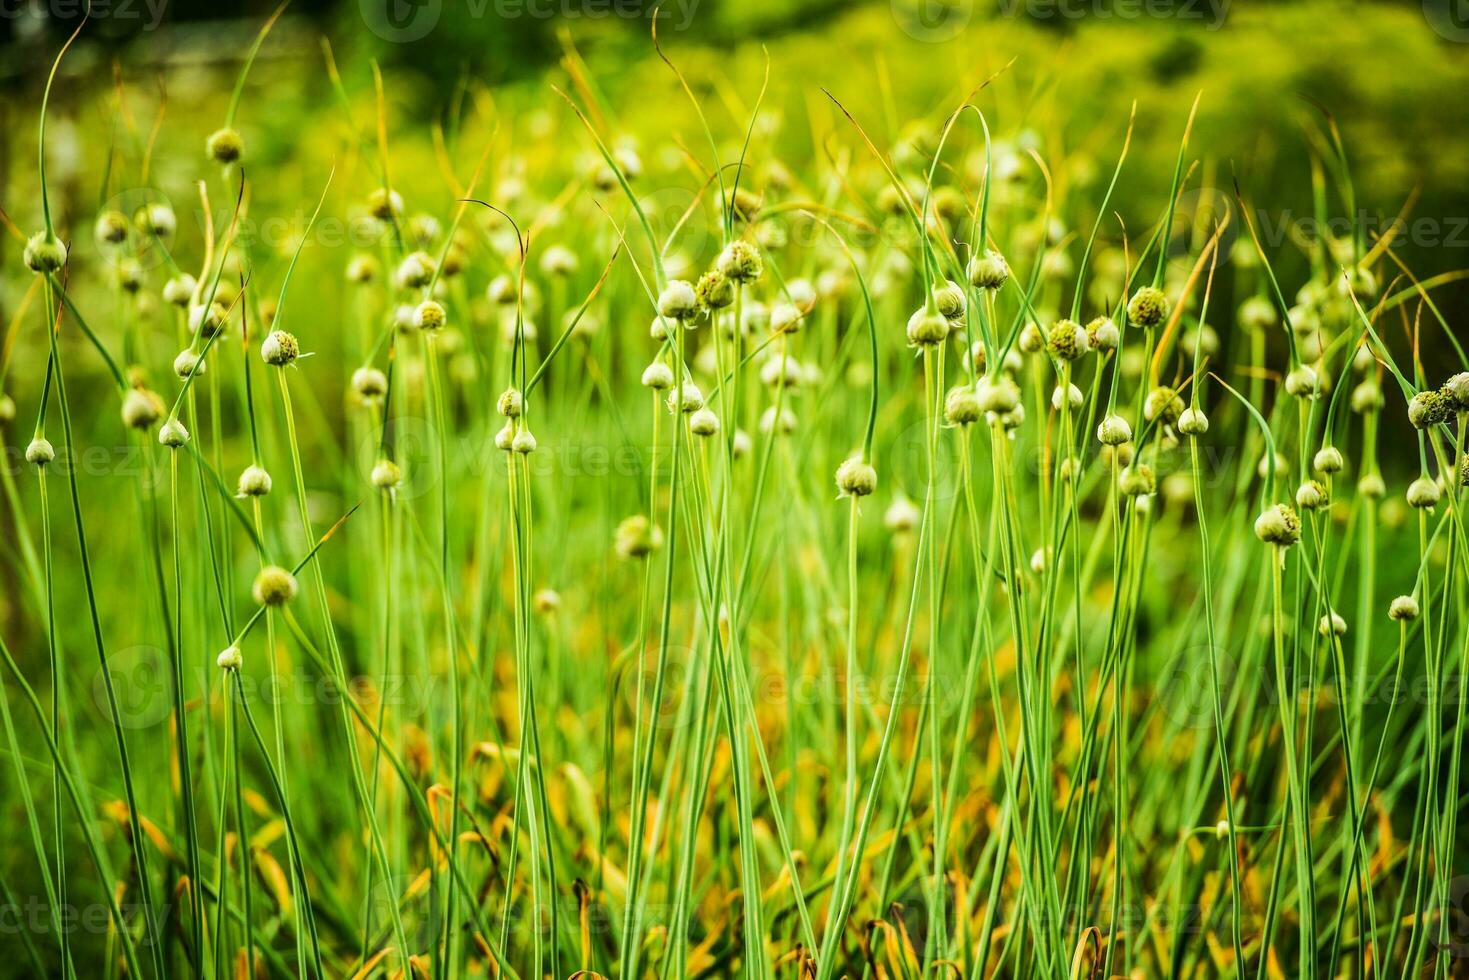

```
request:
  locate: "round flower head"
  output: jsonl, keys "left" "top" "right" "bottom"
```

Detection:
{"left": 1046, "top": 320, "right": 1089, "bottom": 362}
{"left": 1087, "top": 316, "right": 1120, "bottom": 352}
{"left": 1238, "top": 296, "right": 1277, "bottom": 332}
{"left": 23, "top": 232, "right": 68, "bottom": 273}
{"left": 371, "top": 458, "right": 403, "bottom": 490}
{"left": 1177, "top": 407, "right": 1209, "bottom": 436}
{"left": 1318, "top": 611, "right": 1347, "bottom": 637}
{"left": 395, "top": 251, "right": 436, "bottom": 290}
{"left": 1406, "top": 476, "right": 1440, "bottom": 509}
{"left": 966, "top": 249, "right": 1010, "bottom": 290}
{"left": 1389, "top": 595, "right": 1420, "bottom": 621}
{"left": 346, "top": 254, "right": 379, "bottom": 285}
{"left": 414, "top": 300, "right": 447, "bottom": 332}
{"left": 351, "top": 366, "right": 389, "bottom": 403}
{"left": 1350, "top": 380, "right": 1383, "bottom": 414}
{"left": 162, "top": 274, "right": 197, "bottom": 307}
{"left": 206, "top": 127, "right": 243, "bottom": 164}
{"left": 136, "top": 203, "right": 176, "bottom": 239}
{"left": 95, "top": 210, "right": 129, "bottom": 246}
{"left": 121, "top": 387, "right": 164, "bottom": 431}
{"left": 367, "top": 187, "right": 404, "bottom": 221}
{"left": 511, "top": 428, "right": 538, "bottom": 454}
{"left": 1408, "top": 390, "right": 1451, "bottom": 429}
{"left": 539, "top": 245, "right": 578, "bottom": 278}
{"left": 159, "top": 418, "right": 190, "bottom": 449}
{"left": 1118, "top": 463, "right": 1156, "bottom": 497}
{"left": 884, "top": 495, "right": 921, "bottom": 533}
{"left": 641, "top": 362, "right": 674, "bottom": 391}
{"left": 688, "top": 407, "right": 720, "bottom": 437}
{"left": 0, "top": 394, "right": 13, "bottom": 425}
{"left": 1358, "top": 471, "right": 1386, "bottom": 499}
{"left": 716, "top": 240, "right": 763, "bottom": 283}
{"left": 977, "top": 375, "right": 1021, "bottom": 415}
{"left": 769, "top": 302, "right": 804, "bottom": 335}
{"left": 1313, "top": 446, "right": 1344, "bottom": 475}
{"left": 835, "top": 456, "right": 877, "bottom": 498}
{"left": 496, "top": 388, "right": 524, "bottom": 418}
{"left": 696, "top": 270, "right": 735, "bottom": 310}
{"left": 1030, "top": 548, "right": 1049, "bottom": 573}
{"left": 944, "top": 385, "right": 982, "bottom": 426}
{"left": 1443, "top": 372, "right": 1469, "bottom": 412}
{"left": 1126, "top": 286, "right": 1169, "bottom": 329}
{"left": 25, "top": 437, "right": 55, "bottom": 467}
{"left": 1284, "top": 366, "right": 1321, "bottom": 399}
{"left": 1295, "top": 479, "right": 1329, "bottom": 510}
{"left": 1097, "top": 414, "right": 1132, "bottom": 446}
{"left": 1051, "top": 383, "right": 1083, "bottom": 411}
{"left": 173, "top": 349, "right": 205, "bottom": 380}
{"left": 261, "top": 330, "right": 300, "bottom": 367}
{"left": 614, "top": 515, "right": 664, "bottom": 560}
{"left": 237, "top": 464, "right": 272, "bottom": 497}
{"left": 533, "top": 589, "right": 561, "bottom": 615}
{"left": 657, "top": 280, "right": 699, "bottom": 321}
{"left": 760, "top": 406, "right": 798, "bottom": 435}
{"left": 1254, "top": 503, "right": 1302, "bottom": 547}
{"left": 1144, "top": 386, "right": 1184, "bottom": 426}
{"left": 731, "top": 429, "right": 752, "bottom": 460}
{"left": 216, "top": 646, "right": 242, "bottom": 671}
{"left": 1017, "top": 322, "right": 1045, "bottom": 353}
{"left": 906, "top": 308, "right": 949, "bottom": 347}
{"left": 115, "top": 258, "right": 143, "bottom": 293}
{"left": 932, "top": 280, "right": 966, "bottom": 322}
{"left": 191, "top": 301, "right": 228, "bottom": 337}
{"left": 252, "top": 565, "right": 298, "bottom": 607}
{"left": 667, "top": 382, "right": 704, "bottom": 414}
{"left": 494, "top": 422, "right": 516, "bottom": 452}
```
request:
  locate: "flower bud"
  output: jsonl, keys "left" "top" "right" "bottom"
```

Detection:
{"left": 1389, "top": 595, "right": 1419, "bottom": 621}
{"left": 614, "top": 515, "right": 663, "bottom": 559}
{"left": 252, "top": 565, "right": 298, "bottom": 606}
{"left": 23, "top": 232, "right": 68, "bottom": 273}
{"left": 25, "top": 437, "right": 55, "bottom": 466}
{"left": 906, "top": 308, "right": 949, "bottom": 347}
{"left": 1119, "top": 463, "right": 1156, "bottom": 497}
{"left": 641, "top": 362, "right": 674, "bottom": 391}
{"left": 371, "top": 458, "right": 403, "bottom": 490}
{"left": 1126, "top": 286, "right": 1169, "bottom": 329}
{"left": 689, "top": 407, "right": 720, "bottom": 437}
{"left": 1407, "top": 477, "right": 1440, "bottom": 509}
{"left": 512, "top": 428, "right": 538, "bottom": 454}
{"left": 216, "top": 646, "right": 242, "bottom": 671}
{"left": 237, "top": 464, "right": 272, "bottom": 498}
{"left": 1144, "top": 386, "right": 1184, "bottom": 425}
{"left": 173, "top": 349, "right": 205, "bottom": 379}
{"left": 1318, "top": 611, "right": 1347, "bottom": 637}
{"left": 1284, "top": 366, "right": 1320, "bottom": 399}
{"left": 1312, "top": 446, "right": 1344, "bottom": 475}
{"left": 835, "top": 456, "right": 877, "bottom": 497}
{"left": 206, "top": 127, "right": 244, "bottom": 164}
{"left": 716, "top": 241, "right": 763, "bottom": 283}
{"left": 696, "top": 270, "right": 734, "bottom": 310}
{"left": 1177, "top": 407, "right": 1209, "bottom": 436}
{"left": 884, "top": 495, "right": 921, "bottom": 533}
{"left": 1046, "top": 319, "right": 1089, "bottom": 361}
{"left": 1295, "top": 480, "right": 1329, "bottom": 510}
{"left": 657, "top": 280, "right": 699, "bottom": 321}
{"left": 944, "top": 385, "right": 982, "bottom": 426}
{"left": 1097, "top": 414, "right": 1132, "bottom": 446}
{"left": 414, "top": 300, "right": 447, "bottom": 331}
{"left": 1408, "top": 390, "right": 1451, "bottom": 429}
{"left": 352, "top": 367, "right": 389, "bottom": 403}
{"left": 1254, "top": 503, "right": 1301, "bottom": 546}
{"left": 966, "top": 249, "right": 1009, "bottom": 290}
{"left": 261, "top": 330, "right": 300, "bottom": 367}
{"left": 121, "top": 388, "right": 165, "bottom": 431}
{"left": 1087, "top": 316, "right": 1119, "bottom": 352}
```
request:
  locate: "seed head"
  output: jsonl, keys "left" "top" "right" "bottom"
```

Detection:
{"left": 716, "top": 240, "right": 763, "bottom": 283}
{"left": 540, "top": 245, "right": 578, "bottom": 278}
{"left": 1284, "top": 366, "right": 1321, "bottom": 399}
{"left": 23, "top": 232, "right": 68, "bottom": 273}
{"left": 1313, "top": 446, "right": 1344, "bottom": 475}
{"left": 1144, "top": 386, "right": 1184, "bottom": 426}
{"left": 351, "top": 366, "right": 389, "bottom": 403}
{"left": 1389, "top": 595, "right": 1420, "bottom": 621}
{"left": 696, "top": 270, "right": 735, "bottom": 310}
{"left": 1046, "top": 319, "right": 1089, "bottom": 361}
{"left": 1318, "top": 611, "right": 1348, "bottom": 637}
{"left": 512, "top": 428, "right": 538, "bottom": 454}
{"left": 121, "top": 387, "right": 165, "bottom": 430}
{"left": 1177, "top": 407, "right": 1209, "bottom": 436}
{"left": 1118, "top": 463, "right": 1156, "bottom": 497}
{"left": 414, "top": 300, "right": 447, "bottom": 332}
{"left": 1254, "top": 503, "right": 1301, "bottom": 547}
{"left": 159, "top": 418, "right": 190, "bottom": 448}
{"left": 1018, "top": 322, "right": 1045, "bottom": 353}
{"left": 494, "top": 422, "right": 516, "bottom": 452}
{"left": 367, "top": 187, "right": 404, "bottom": 221}
{"left": 252, "top": 565, "right": 298, "bottom": 607}
{"left": 1442, "top": 372, "right": 1469, "bottom": 413}
{"left": 1406, "top": 476, "right": 1440, "bottom": 509}
{"left": 906, "top": 308, "right": 949, "bottom": 347}
{"left": 496, "top": 388, "right": 524, "bottom": 418}
{"left": 237, "top": 464, "right": 272, "bottom": 497}
{"left": 641, "top": 362, "right": 674, "bottom": 391}
{"left": 1087, "top": 316, "right": 1120, "bottom": 352}
{"left": 25, "top": 437, "right": 55, "bottom": 466}
{"left": 1408, "top": 390, "right": 1451, "bottom": 429}
{"left": 614, "top": 515, "right": 664, "bottom": 560}
{"left": 688, "top": 407, "right": 720, "bottom": 437}
{"left": 835, "top": 456, "right": 877, "bottom": 498}
{"left": 666, "top": 382, "right": 705, "bottom": 415}
{"left": 944, "top": 385, "right": 982, "bottom": 426}
{"left": 1097, "top": 414, "right": 1132, "bottom": 446}
{"left": 1051, "top": 383, "right": 1083, "bottom": 411}
{"left": 261, "top": 330, "right": 300, "bottom": 367}
{"left": 173, "top": 349, "right": 205, "bottom": 379}
{"left": 135, "top": 203, "right": 176, "bottom": 239}
{"left": 95, "top": 210, "right": 129, "bottom": 245}
{"left": 1295, "top": 479, "right": 1329, "bottom": 510}
{"left": 977, "top": 375, "right": 1021, "bottom": 415}
{"left": 966, "top": 249, "right": 1010, "bottom": 290}
{"left": 346, "top": 254, "right": 379, "bottom": 284}
{"left": 1358, "top": 471, "right": 1386, "bottom": 498}
{"left": 657, "top": 280, "right": 699, "bottom": 321}
{"left": 770, "top": 302, "right": 804, "bottom": 335}
{"left": 371, "top": 458, "right": 403, "bottom": 490}
{"left": 216, "top": 646, "right": 242, "bottom": 671}
{"left": 1127, "top": 286, "right": 1169, "bottom": 329}
{"left": 395, "top": 251, "right": 436, "bottom": 290}
{"left": 162, "top": 274, "right": 197, "bottom": 307}
{"left": 207, "top": 127, "right": 244, "bottom": 164}
{"left": 932, "top": 280, "right": 966, "bottom": 322}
